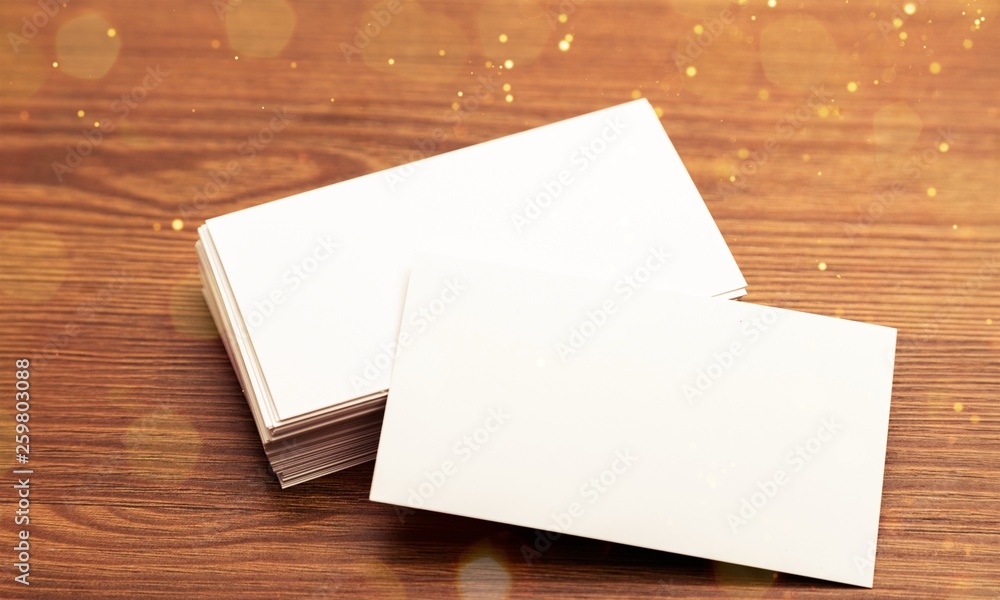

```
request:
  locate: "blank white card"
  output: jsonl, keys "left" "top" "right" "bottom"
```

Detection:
{"left": 204, "top": 99, "right": 746, "bottom": 422}
{"left": 371, "top": 254, "right": 896, "bottom": 587}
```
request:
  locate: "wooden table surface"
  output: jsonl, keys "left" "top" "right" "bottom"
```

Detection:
{"left": 1, "top": 0, "right": 998, "bottom": 597}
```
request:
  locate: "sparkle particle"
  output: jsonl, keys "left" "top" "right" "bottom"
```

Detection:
{"left": 498, "top": 33, "right": 508, "bottom": 43}
{"left": 685, "top": 66, "right": 697, "bottom": 77}
{"left": 903, "top": 2, "right": 916, "bottom": 15}
{"left": 927, "top": 187, "right": 937, "bottom": 197}
{"left": 77, "top": 110, "right": 85, "bottom": 117}
{"left": 929, "top": 61, "right": 941, "bottom": 74}
{"left": 847, "top": 81, "right": 858, "bottom": 92}
{"left": 505, "top": 94, "right": 514, "bottom": 103}
{"left": 559, "top": 40, "right": 570, "bottom": 51}
{"left": 953, "top": 402, "right": 963, "bottom": 412}
{"left": 818, "top": 262, "right": 828, "bottom": 271}
{"left": 172, "top": 218, "right": 184, "bottom": 231}
{"left": 938, "top": 142, "right": 949, "bottom": 152}
{"left": 504, "top": 59, "right": 514, "bottom": 69}
{"left": 558, "top": 14, "right": 568, "bottom": 23}
{"left": 107, "top": 28, "right": 117, "bottom": 38}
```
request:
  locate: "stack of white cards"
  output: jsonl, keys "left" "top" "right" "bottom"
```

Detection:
{"left": 197, "top": 99, "right": 747, "bottom": 487}
{"left": 199, "top": 99, "right": 896, "bottom": 585}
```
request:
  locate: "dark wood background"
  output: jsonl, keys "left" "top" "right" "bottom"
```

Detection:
{"left": 1, "top": 0, "right": 998, "bottom": 597}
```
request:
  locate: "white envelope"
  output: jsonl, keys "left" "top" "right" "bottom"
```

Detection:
{"left": 370, "top": 253, "right": 896, "bottom": 587}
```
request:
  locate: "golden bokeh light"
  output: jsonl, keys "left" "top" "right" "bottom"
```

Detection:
{"left": 115, "top": 118, "right": 158, "bottom": 149}
{"left": 0, "top": 227, "right": 69, "bottom": 302}
{"left": 0, "top": 11, "right": 49, "bottom": 100}
{"left": 169, "top": 272, "right": 222, "bottom": 341}
{"left": 759, "top": 16, "right": 836, "bottom": 90}
{"left": 56, "top": 12, "right": 122, "bottom": 79}
{"left": 457, "top": 546, "right": 511, "bottom": 599}
{"left": 712, "top": 561, "right": 776, "bottom": 598}
{"left": 226, "top": 0, "right": 297, "bottom": 58}
{"left": 124, "top": 405, "right": 203, "bottom": 483}
{"left": 678, "top": 25, "right": 755, "bottom": 97}
{"left": 478, "top": 1, "right": 551, "bottom": 68}
{"left": 669, "top": 0, "right": 737, "bottom": 20}
{"left": 872, "top": 102, "right": 923, "bottom": 155}
{"left": 359, "top": 2, "right": 469, "bottom": 83}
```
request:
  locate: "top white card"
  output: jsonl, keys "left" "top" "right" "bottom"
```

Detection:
{"left": 370, "top": 253, "right": 896, "bottom": 587}
{"left": 205, "top": 99, "right": 746, "bottom": 420}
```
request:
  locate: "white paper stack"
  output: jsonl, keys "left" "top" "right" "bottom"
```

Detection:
{"left": 371, "top": 253, "right": 896, "bottom": 587}
{"left": 197, "top": 99, "right": 748, "bottom": 487}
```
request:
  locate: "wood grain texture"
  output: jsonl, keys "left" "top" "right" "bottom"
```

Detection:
{"left": 1, "top": 0, "right": 998, "bottom": 597}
